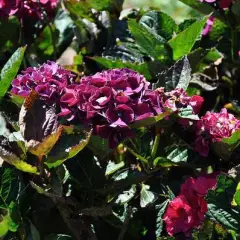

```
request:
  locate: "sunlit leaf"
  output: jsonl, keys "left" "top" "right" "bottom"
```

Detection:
{"left": 0, "top": 46, "right": 26, "bottom": 101}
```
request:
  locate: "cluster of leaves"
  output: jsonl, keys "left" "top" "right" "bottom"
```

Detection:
{"left": 1, "top": 0, "right": 240, "bottom": 239}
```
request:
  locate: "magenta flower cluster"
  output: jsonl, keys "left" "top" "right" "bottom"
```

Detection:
{"left": 163, "top": 172, "right": 218, "bottom": 237}
{"left": 11, "top": 61, "right": 75, "bottom": 103}
{"left": 194, "top": 108, "right": 240, "bottom": 156}
{"left": 0, "top": 0, "right": 58, "bottom": 19}
{"left": 58, "top": 69, "right": 204, "bottom": 148}
{"left": 11, "top": 63, "right": 204, "bottom": 148}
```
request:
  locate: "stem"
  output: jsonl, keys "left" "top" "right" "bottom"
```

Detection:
{"left": 126, "top": 146, "right": 148, "bottom": 164}
{"left": 51, "top": 196, "right": 83, "bottom": 240}
{"left": 117, "top": 206, "right": 132, "bottom": 240}
{"left": 231, "top": 28, "right": 238, "bottom": 63}
{"left": 151, "top": 130, "right": 161, "bottom": 161}
{"left": 48, "top": 22, "right": 57, "bottom": 60}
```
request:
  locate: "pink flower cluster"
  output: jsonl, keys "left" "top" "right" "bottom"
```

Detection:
{"left": 194, "top": 108, "right": 240, "bottom": 157}
{"left": 202, "top": 16, "right": 215, "bottom": 36}
{"left": 163, "top": 173, "right": 218, "bottom": 237}
{"left": 0, "top": 0, "right": 58, "bottom": 19}
{"left": 11, "top": 61, "right": 75, "bottom": 103}
{"left": 199, "top": 0, "right": 232, "bottom": 8}
{"left": 11, "top": 62, "right": 204, "bottom": 148}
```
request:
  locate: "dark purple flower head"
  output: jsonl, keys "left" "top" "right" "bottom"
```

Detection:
{"left": 11, "top": 61, "right": 75, "bottom": 103}
{"left": 0, "top": 0, "right": 58, "bottom": 19}
{"left": 194, "top": 108, "right": 240, "bottom": 156}
{"left": 59, "top": 68, "right": 153, "bottom": 148}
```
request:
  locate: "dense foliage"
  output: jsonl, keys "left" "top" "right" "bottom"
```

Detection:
{"left": 1, "top": 0, "right": 240, "bottom": 239}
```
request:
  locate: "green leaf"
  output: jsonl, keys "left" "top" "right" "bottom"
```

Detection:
{"left": 232, "top": 182, "right": 240, "bottom": 207}
{"left": 232, "top": 3, "right": 240, "bottom": 16}
{"left": 92, "top": 57, "right": 152, "bottom": 80}
{"left": 168, "top": 17, "right": 207, "bottom": 60}
{"left": 167, "top": 147, "right": 188, "bottom": 163}
{"left": 155, "top": 200, "right": 169, "bottom": 237}
{"left": 0, "top": 167, "right": 21, "bottom": 236}
{"left": 29, "top": 220, "right": 40, "bottom": 240}
{"left": 154, "top": 56, "right": 191, "bottom": 91}
{"left": 0, "top": 167, "right": 21, "bottom": 209}
{"left": 131, "top": 111, "right": 171, "bottom": 128}
{"left": 0, "top": 46, "right": 26, "bottom": 101}
{"left": 0, "top": 137, "right": 38, "bottom": 174}
{"left": 178, "top": 106, "right": 199, "bottom": 120}
{"left": 115, "top": 184, "right": 137, "bottom": 205}
{"left": 179, "top": 0, "right": 214, "bottom": 15}
{"left": 65, "top": 0, "right": 123, "bottom": 20}
{"left": 222, "top": 130, "right": 240, "bottom": 146}
{"left": 44, "top": 234, "right": 73, "bottom": 240}
{"left": 0, "top": 18, "right": 19, "bottom": 53}
{"left": 206, "top": 174, "right": 240, "bottom": 231}
{"left": 128, "top": 19, "right": 172, "bottom": 62}
{"left": 87, "top": 135, "right": 112, "bottom": 160}
{"left": 140, "top": 184, "right": 156, "bottom": 208}
{"left": 105, "top": 161, "right": 125, "bottom": 176}
{"left": 45, "top": 127, "right": 92, "bottom": 168}
{"left": 139, "top": 11, "right": 178, "bottom": 41}
{"left": 0, "top": 212, "right": 10, "bottom": 237}
{"left": 153, "top": 157, "right": 178, "bottom": 168}
{"left": 0, "top": 113, "right": 10, "bottom": 137}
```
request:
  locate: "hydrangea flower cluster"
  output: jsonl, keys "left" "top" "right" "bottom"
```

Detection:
{"left": 163, "top": 173, "right": 218, "bottom": 237}
{"left": 0, "top": 0, "right": 58, "bottom": 19}
{"left": 58, "top": 70, "right": 203, "bottom": 148}
{"left": 194, "top": 108, "right": 240, "bottom": 156}
{"left": 11, "top": 61, "right": 75, "bottom": 103}
{"left": 59, "top": 68, "right": 155, "bottom": 149}
{"left": 199, "top": 0, "right": 232, "bottom": 8}
{"left": 157, "top": 87, "right": 203, "bottom": 115}
{"left": 11, "top": 63, "right": 204, "bottom": 148}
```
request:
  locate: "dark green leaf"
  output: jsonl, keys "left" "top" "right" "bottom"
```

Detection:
{"left": 105, "top": 161, "right": 125, "bottom": 176}
{"left": 140, "top": 184, "right": 156, "bottom": 208}
{"left": 232, "top": 3, "right": 240, "bottom": 16}
{"left": 0, "top": 47, "right": 26, "bottom": 101}
{"left": 29, "top": 221, "right": 40, "bottom": 240}
{"left": 206, "top": 174, "right": 240, "bottom": 231}
{"left": 167, "top": 147, "right": 188, "bottom": 163}
{"left": 87, "top": 135, "right": 112, "bottom": 160}
{"left": 44, "top": 234, "right": 73, "bottom": 240}
{"left": 178, "top": 106, "right": 199, "bottom": 120}
{"left": 154, "top": 56, "right": 191, "bottom": 91}
{"left": 155, "top": 200, "right": 169, "bottom": 237}
{"left": 92, "top": 57, "right": 152, "bottom": 80}
{"left": 178, "top": 19, "right": 197, "bottom": 32}
{"left": 139, "top": 11, "right": 178, "bottom": 41}
{"left": 169, "top": 17, "right": 207, "bottom": 60}
{"left": 0, "top": 18, "right": 19, "bottom": 53}
{"left": 115, "top": 184, "right": 137, "bottom": 205}
{"left": 45, "top": 127, "right": 92, "bottom": 168}
{"left": 128, "top": 19, "right": 172, "bottom": 62}
{"left": 0, "top": 113, "right": 10, "bottom": 137}
{"left": 179, "top": 0, "right": 214, "bottom": 15}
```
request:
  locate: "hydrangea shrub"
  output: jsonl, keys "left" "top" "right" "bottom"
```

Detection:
{"left": 1, "top": 0, "right": 240, "bottom": 239}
